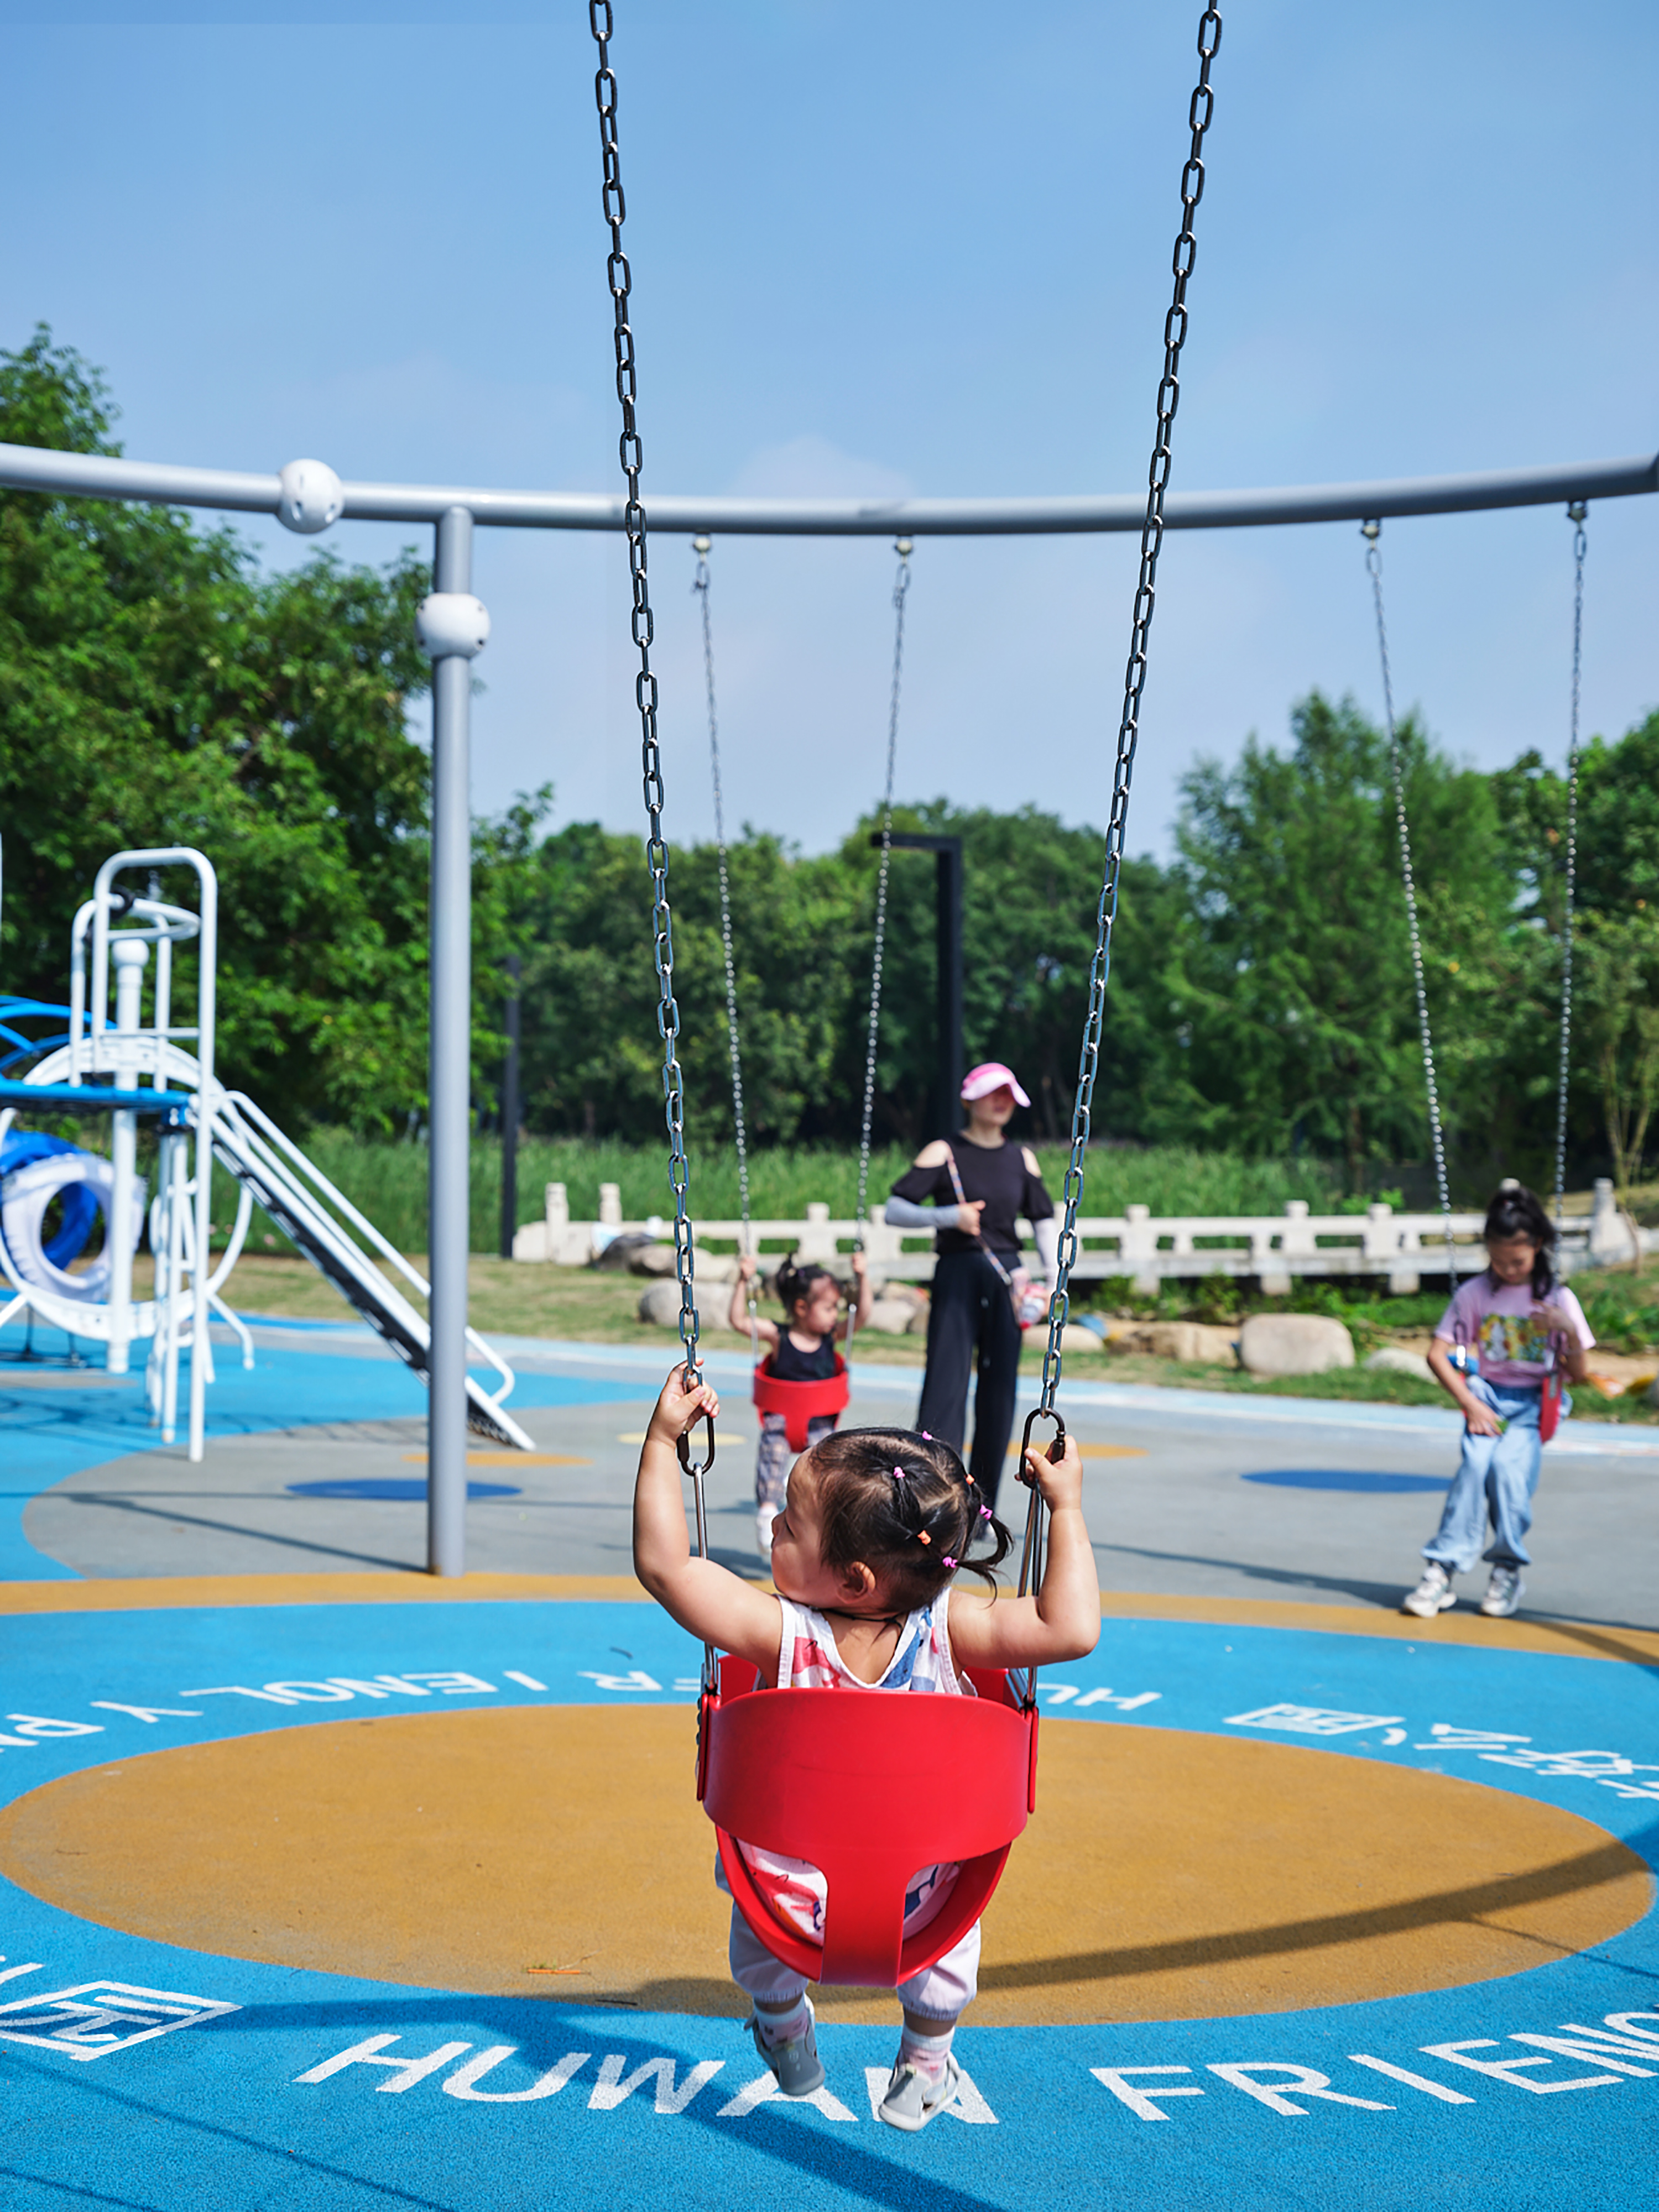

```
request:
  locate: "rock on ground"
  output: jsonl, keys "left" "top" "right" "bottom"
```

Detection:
{"left": 637, "top": 1279, "right": 685, "bottom": 1327}
{"left": 1365, "top": 1345, "right": 1433, "bottom": 1379}
{"left": 1102, "top": 1320, "right": 1238, "bottom": 1364}
{"left": 860, "top": 1297, "right": 919, "bottom": 1336}
{"left": 1060, "top": 1322, "right": 1107, "bottom": 1356}
{"left": 1239, "top": 1312, "right": 1356, "bottom": 1378}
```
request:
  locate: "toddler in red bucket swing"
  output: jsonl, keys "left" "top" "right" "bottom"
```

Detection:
{"left": 728, "top": 1250, "right": 873, "bottom": 1556}
{"left": 633, "top": 1368, "right": 1100, "bottom": 2131}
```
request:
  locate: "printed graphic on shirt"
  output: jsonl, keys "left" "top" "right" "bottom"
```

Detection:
{"left": 1478, "top": 1310, "right": 1554, "bottom": 1371}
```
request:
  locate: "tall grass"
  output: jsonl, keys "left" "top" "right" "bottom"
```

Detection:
{"left": 224, "top": 1135, "right": 1349, "bottom": 1257}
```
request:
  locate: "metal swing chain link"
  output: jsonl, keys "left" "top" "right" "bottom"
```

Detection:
{"left": 693, "top": 538, "right": 758, "bottom": 1354}
{"left": 589, "top": 4, "right": 709, "bottom": 1446}
{"left": 851, "top": 542, "right": 912, "bottom": 1246}
{"left": 1553, "top": 504, "right": 1587, "bottom": 1227}
{"left": 1363, "top": 521, "right": 1458, "bottom": 1290}
{"left": 1038, "top": 5, "right": 1223, "bottom": 1418}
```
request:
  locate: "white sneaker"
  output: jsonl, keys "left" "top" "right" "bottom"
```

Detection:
{"left": 745, "top": 1996, "right": 825, "bottom": 2098}
{"left": 877, "top": 2054, "right": 961, "bottom": 2132}
{"left": 1480, "top": 1566, "right": 1526, "bottom": 1618}
{"left": 1402, "top": 1561, "right": 1457, "bottom": 1618}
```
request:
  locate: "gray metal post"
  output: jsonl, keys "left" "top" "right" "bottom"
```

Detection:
{"left": 498, "top": 953, "right": 521, "bottom": 1261}
{"left": 873, "top": 831, "right": 966, "bottom": 1137}
{"left": 427, "top": 505, "right": 474, "bottom": 1576}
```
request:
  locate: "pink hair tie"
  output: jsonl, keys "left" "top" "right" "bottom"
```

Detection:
{"left": 893, "top": 1466, "right": 906, "bottom": 1482}
{"left": 921, "top": 1431, "right": 933, "bottom": 1441}
{"left": 979, "top": 1505, "right": 993, "bottom": 1520}
{"left": 942, "top": 1556, "right": 958, "bottom": 1571}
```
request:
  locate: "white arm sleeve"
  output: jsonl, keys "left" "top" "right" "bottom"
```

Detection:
{"left": 885, "top": 1195, "right": 961, "bottom": 1231}
{"left": 1034, "top": 1215, "right": 1060, "bottom": 1291}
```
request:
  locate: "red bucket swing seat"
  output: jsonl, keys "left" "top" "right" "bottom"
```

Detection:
{"left": 751, "top": 1351, "right": 851, "bottom": 1452}
{"left": 697, "top": 1654, "right": 1040, "bottom": 1989}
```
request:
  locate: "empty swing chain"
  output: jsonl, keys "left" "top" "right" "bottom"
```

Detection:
{"left": 1553, "top": 503, "right": 1587, "bottom": 1228}
{"left": 1362, "top": 520, "right": 1457, "bottom": 1291}
{"left": 846, "top": 537, "right": 912, "bottom": 1364}
{"left": 1037, "top": 4, "right": 1223, "bottom": 1430}
{"left": 693, "top": 537, "right": 758, "bottom": 1355}
{"left": 590, "top": 4, "right": 712, "bottom": 1494}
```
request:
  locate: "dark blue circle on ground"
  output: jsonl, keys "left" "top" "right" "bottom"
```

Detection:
{"left": 285, "top": 1478, "right": 522, "bottom": 1501}
{"left": 1244, "top": 1469, "right": 1449, "bottom": 1493}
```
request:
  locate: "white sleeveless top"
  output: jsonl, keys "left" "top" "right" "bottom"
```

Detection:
{"left": 733, "top": 1587, "right": 971, "bottom": 1946}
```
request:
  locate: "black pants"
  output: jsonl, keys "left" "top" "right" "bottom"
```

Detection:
{"left": 916, "top": 1250, "right": 1021, "bottom": 1512}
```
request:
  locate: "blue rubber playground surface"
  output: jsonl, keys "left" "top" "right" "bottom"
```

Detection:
{"left": 1, "top": 1328, "right": 1656, "bottom": 2209}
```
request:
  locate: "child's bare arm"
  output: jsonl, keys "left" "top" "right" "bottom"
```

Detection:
{"left": 1535, "top": 1301, "right": 1593, "bottom": 1385}
{"left": 839, "top": 1249, "right": 875, "bottom": 1338}
{"left": 633, "top": 1367, "right": 780, "bottom": 1672}
{"left": 727, "top": 1258, "right": 778, "bottom": 1342}
{"left": 1428, "top": 1337, "right": 1502, "bottom": 1434}
{"left": 949, "top": 1435, "right": 1101, "bottom": 1669}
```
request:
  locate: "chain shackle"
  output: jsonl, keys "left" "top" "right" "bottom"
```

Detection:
{"left": 1038, "top": 4, "right": 1224, "bottom": 1417}
{"left": 1362, "top": 520, "right": 1458, "bottom": 1290}
{"left": 590, "top": 1, "right": 703, "bottom": 1388}
{"left": 1553, "top": 503, "right": 1587, "bottom": 1227}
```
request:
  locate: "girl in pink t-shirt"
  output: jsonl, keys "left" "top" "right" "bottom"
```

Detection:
{"left": 1403, "top": 1181, "right": 1593, "bottom": 1620}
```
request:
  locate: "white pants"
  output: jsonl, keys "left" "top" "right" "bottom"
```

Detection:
{"left": 728, "top": 1902, "right": 980, "bottom": 2022}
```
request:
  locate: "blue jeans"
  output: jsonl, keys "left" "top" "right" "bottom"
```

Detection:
{"left": 1423, "top": 1376, "right": 1564, "bottom": 1572}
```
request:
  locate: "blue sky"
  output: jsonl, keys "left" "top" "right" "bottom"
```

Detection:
{"left": 2, "top": 2, "right": 1654, "bottom": 862}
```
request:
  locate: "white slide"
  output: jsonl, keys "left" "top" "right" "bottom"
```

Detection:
{"left": 210, "top": 1089, "right": 534, "bottom": 1451}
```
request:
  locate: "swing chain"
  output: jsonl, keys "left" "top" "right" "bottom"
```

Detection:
{"left": 589, "top": 2, "right": 709, "bottom": 1446}
{"left": 1553, "top": 503, "right": 1587, "bottom": 1227}
{"left": 846, "top": 538, "right": 912, "bottom": 1364}
{"left": 1039, "top": 3, "right": 1223, "bottom": 1417}
{"left": 1363, "top": 519, "right": 1458, "bottom": 1290}
{"left": 693, "top": 538, "right": 758, "bottom": 1353}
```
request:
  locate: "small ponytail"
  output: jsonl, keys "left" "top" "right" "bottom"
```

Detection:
{"left": 1483, "top": 1180, "right": 1557, "bottom": 1297}
{"left": 775, "top": 1256, "right": 837, "bottom": 1324}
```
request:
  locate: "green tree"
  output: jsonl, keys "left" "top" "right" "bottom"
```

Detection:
{"left": 0, "top": 325, "right": 462, "bottom": 1132}
{"left": 1574, "top": 908, "right": 1659, "bottom": 1201}
{"left": 1171, "top": 692, "right": 1519, "bottom": 1188}
{"left": 1493, "top": 708, "right": 1659, "bottom": 1184}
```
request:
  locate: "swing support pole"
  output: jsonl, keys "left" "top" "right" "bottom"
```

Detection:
{"left": 425, "top": 504, "right": 479, "bottom": 1577}
{"left": 873, "top": 833, "right": 964, "bottom": 1147}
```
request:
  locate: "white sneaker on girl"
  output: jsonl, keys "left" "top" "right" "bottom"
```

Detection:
{"left": 878, "top": 2054, "right": 962, "bottom": 2131}
{"left": 1480, "top": 1565, "right": 1525, "bottom": 1617}
{"left": 1402, "top": 1561, "right": 1457, "bottom": 1618}
{"left": 744, "top": 1995, "right": 824, "bottom": 2098}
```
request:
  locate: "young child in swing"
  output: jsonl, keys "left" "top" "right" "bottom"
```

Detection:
{"left": 1402, "top": 1180, "right": 1594, "bottom": 1620}
{"left": 728, "top": 1249, "right": 873, "bottom": 1555}
{"left": 634, "top": 1366, "right": 1099, "bottom": 2132}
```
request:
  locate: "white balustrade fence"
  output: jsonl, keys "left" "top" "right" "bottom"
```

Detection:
{"left": 515, "top": 1179, "right": 1654, "bottom": 1291}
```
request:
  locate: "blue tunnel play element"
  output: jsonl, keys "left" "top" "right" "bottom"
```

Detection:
{"left": 0, "top": 1128, "right": 101, "bottom": 1269}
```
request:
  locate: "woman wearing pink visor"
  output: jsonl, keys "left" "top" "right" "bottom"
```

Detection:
{"left": 884, "top": 1063, "right": 1058, "bottom": 1509}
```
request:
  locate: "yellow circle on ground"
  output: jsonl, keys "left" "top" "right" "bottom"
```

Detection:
{"left": 0, "top": 1706, "right": 1645, "bottom": 2026}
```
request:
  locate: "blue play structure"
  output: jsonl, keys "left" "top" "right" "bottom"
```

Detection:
{"left": 0, "top": 851, "right": 535, "bottom": 1457}
{"left": 0, "top": 998, "right": 124, "bottom": 1340}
